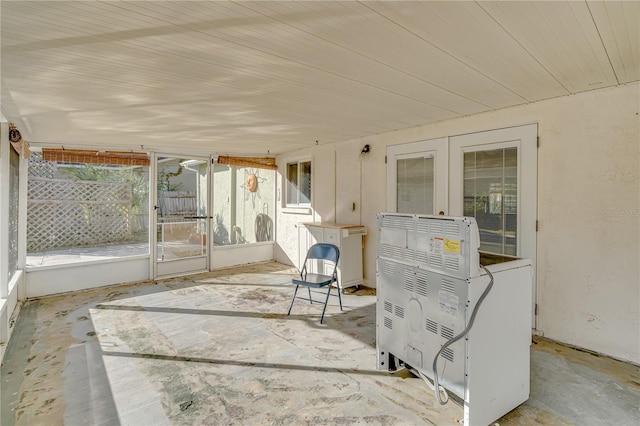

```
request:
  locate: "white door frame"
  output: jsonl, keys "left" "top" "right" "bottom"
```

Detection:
{"left": 153, "top": 153, "right": 211, "bottom": 278}
{"left": 449, "top": 124, "right": 538, "bottom": 326}
{"left": 385, "top": 124, "right": 538, "bottom": 326}
{"left": 449, "top": 125, "right": 537, "bottom": 257}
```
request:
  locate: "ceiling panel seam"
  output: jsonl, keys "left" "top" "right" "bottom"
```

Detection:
{"left": 99, "top": 0, "right": 464, "bottom": 115}
{"left": 232, "top": 0, "right": 491, "bottom": 110}
{"left": 3, "top": 22, "right": 436, "bottom": 123}
{"left": 359, "top": 0, "right": 529, "bottom": 103}
{"left": 585, "top": 1, "right": 621, "bottom": 85}
{"left": 473, "top": 1, "right": 570, "bottom": 94}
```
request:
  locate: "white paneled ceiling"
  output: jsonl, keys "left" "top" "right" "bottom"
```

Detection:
{"left": 1, "top": 1, "right": 638, "bottom": 155}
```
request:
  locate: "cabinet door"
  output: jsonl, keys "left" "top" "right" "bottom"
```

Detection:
{"left": 323, "top": 228, "right": 340, "bottom": 247}
{"left": 308, "top": 226, "right": 322, "bottom": 245}
{"left": 297, "top": 226, "right": 308, "bottom": 270}
{"left": 306, "top": 226, "right": 323, "bottom": 274}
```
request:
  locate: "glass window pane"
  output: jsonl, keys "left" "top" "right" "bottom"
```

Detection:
{"left": 300, "top": 161, "right": 311, "bottom": 204}
{"left": 26, "top": 152, "right": 149, "bottom": 267}
{"left": 213, "top": 164, "right": 275, "bottom": 245}
{"left": 397, "top": 156, "right": 434, "bottom": 214}
{"left": 463, "top": 148, "right": 518, "bottom": 256}
{"left": 286, "top": 163, "right": 298, "bottom": 205}
{"left": 285, "top": 161, "right": 311, "bottom": 206}
{"left": 8, "top": 147, "right": 19, "bottom": 281}
{"left": 157, "top": 221, "right": 205, "bottom": 260}
{"left": 156, "top": 157, "right": 207, "bottom": 260}
{"left": 212, "top": 164, "right": 232, "bottom": 245}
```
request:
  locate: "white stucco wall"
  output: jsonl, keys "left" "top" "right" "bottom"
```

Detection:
{"left": 276, "top": 83, "right": 640, "bottom": 364}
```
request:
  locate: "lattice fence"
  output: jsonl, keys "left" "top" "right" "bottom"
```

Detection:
{"left": 28, "top": 152, "right": 57, "bottom": 178}
{"left": 27, "top": 177, "right": 133, "bottom": 252}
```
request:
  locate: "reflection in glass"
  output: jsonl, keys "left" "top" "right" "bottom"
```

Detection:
{"left": 464, "top": 148, "right": 518, "bottom": 255}
{"left": 286, "top": 163, "right": 298, "bottom": 205}
{"left": 212, "top": 163, "right": 275, "bottom": 246}
{"left": 156, "top": 157, "right": 207, "bottom": 261}
{"left": 8, "top": 147, "right": 19, "bottom": 281}
{"left": 26, "top": 152, "right": 150, "bottom": 267}
{"left": 157, "top": 221, "right": 206, "bottom": 260}
{"left": 300, "top": 161, "right": 311, "bottom": 204}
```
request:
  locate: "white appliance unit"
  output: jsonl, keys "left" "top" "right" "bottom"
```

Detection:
{"left": 376, "top": 213, "right": 532, "bottom": 426}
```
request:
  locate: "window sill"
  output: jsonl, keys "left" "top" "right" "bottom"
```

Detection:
{"left": 282, "top": 207, "right": 312, "bottom": 215}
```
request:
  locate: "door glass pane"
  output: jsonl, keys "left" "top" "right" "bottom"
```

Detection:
{"left": 397, "top": 156, "right": 434, "bottom": 214}
{"left": 463, "top": 148, "right": 518, "bottom": 255}
{"left": 157, "top": 157, "right": 207, "bottom": 261}
{"left": 212, "top": 163, "right": 276, "bottom": 245}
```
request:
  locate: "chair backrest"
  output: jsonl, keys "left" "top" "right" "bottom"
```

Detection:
{"left": 304, "top": 243, "right": 340, "bottom": 264}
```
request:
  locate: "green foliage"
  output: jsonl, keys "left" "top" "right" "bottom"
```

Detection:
{"left": 62, "top": 164, "right": 149, "bottom": 214}
{"left": 157, "top": 164, "right": 184, "bottom": 191}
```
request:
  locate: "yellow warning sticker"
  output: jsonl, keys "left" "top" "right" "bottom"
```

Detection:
{"left": 443, "top": 239, "right": 461, "bottom": 254}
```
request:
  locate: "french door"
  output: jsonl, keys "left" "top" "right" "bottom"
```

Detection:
{"left": 387, "top": 124, "right": 537, "bottom": 324}
{"left": 449, "top": 125, "right": 537, "bottom": 264}
{"left": 154, "top": 155, "right": 211, "bottom": 277}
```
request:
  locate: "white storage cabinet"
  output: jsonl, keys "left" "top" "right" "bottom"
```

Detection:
{"left": 298, "top": 222, "right": 367, "bottom": 289}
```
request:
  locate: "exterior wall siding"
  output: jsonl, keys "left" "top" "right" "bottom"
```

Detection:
{"left": 276, "top": 83, "right": 640, "bottom": 364}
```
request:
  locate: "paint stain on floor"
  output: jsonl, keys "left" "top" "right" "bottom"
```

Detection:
{"left": 1, "top": 262, "right": 638, "bottom": 426}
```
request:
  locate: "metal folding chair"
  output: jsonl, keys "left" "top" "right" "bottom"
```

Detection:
{"left": 287, "top": 243, "right": 342, "bottom": 324}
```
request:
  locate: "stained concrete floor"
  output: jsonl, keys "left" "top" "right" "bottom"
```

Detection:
{"left": 1, "top": 262, "right": 639, "bottom": 426}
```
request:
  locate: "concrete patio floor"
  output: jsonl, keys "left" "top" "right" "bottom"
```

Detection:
{"left": 1, "top": 262, "right": 639, "bottom": 425}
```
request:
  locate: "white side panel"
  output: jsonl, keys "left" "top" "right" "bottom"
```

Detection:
{"left": 336, "top": 231, "right": 365, "bottom": 288}
{"left": 26, "top": 258, "right": 150, "bottom": 298}
{"left": 157, "top": 257, "right": 207, "bottom": 278}
{"left": 465, "top": 263, "right": 532, "bottom": 426}
{"left": 0, "top": 270, "right": 24, "bottom": 363}
{"left": 0, "top": 121, "right": 9, "bottom": 299}
{"left": 211, "top": 242, "right": 275, "bottom": 270}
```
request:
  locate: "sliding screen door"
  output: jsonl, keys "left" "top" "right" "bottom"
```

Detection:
{"left": 155, "top": 156, "right": 210, "bottom": 277}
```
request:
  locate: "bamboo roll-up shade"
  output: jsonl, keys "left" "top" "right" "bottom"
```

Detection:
{"left": 217, "top": 155, "right": 277, "bottom": 170}
{"left": 10, "top": 139, "right": 31, "bottom": 159}
{"left": 42, "top": 148, "right": 149, "bottom": 166}
{"left": 8, "top": 126, "right": 31, "bottom": 158}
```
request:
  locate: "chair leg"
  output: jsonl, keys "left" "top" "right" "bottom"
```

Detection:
{"left": 320, "top": 285, "right": 332, "bottom": 324}
{"left": 308, "top": 287, "right": 312, "bottom": 304}
{"left": 287, "top": 285, "right": 299, "bottom": 315}
{"left": 337, "top": 281, "right": 343, "bottom": 311}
